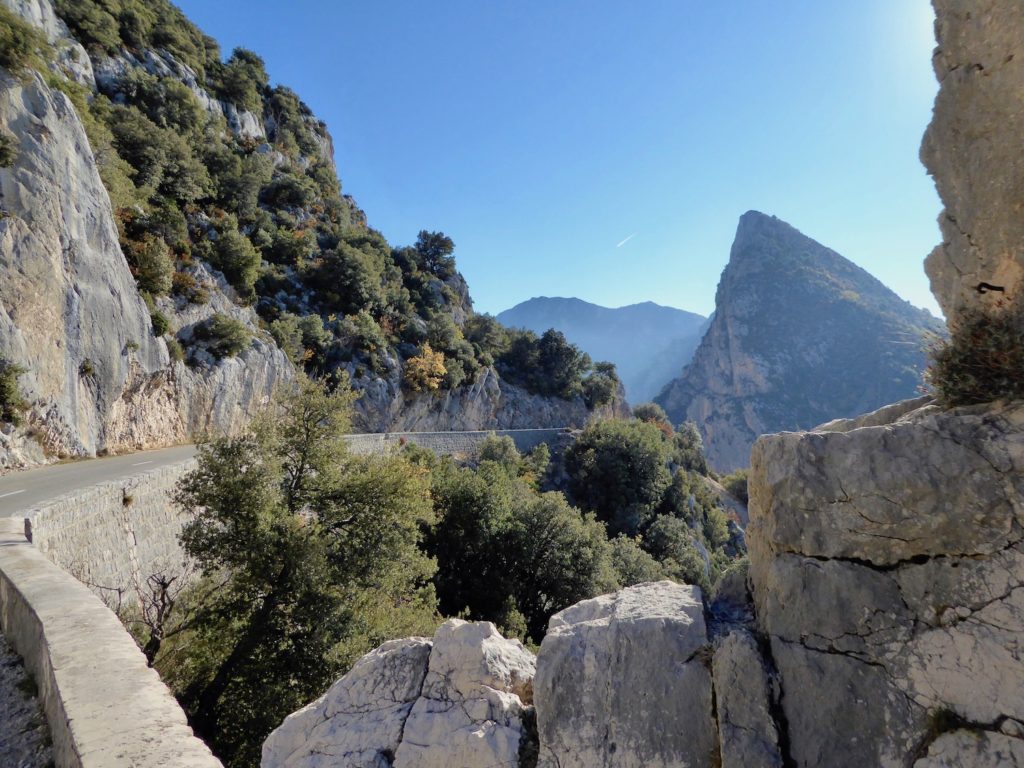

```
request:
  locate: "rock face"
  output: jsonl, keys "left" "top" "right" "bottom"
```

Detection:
{"left": 352, "top": 364, "right": 628, "bottom": 433}
{"left": 261, "top": 620, "right": 535, "bottom": 768}
{"left": 655, "top": 211, "right": 943, "bottom": 472}
{"left": 533, "top": 581, "right": 717, "bottom": 768}
{"left": 0, "top": 1, "right": 292, "bottom": 468}
{"left": 923, "top": 1, "right": 1024, "bottom": 322}
{"left": 497, "top": 297, "right": 707, "bottom": 403}
{"left": 747, "top": 398, "right": 1024, "bottom": 768}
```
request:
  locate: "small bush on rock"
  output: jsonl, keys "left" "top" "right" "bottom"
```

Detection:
{"left": 0, "top": 129, "right": 17, "bottom": 167}
{"left": 927, "top": 302, "right": 1024, "bottom": 406}
{"left": 195, "top": 314, "right": 251, "bottom": 358}
{"left": 0, "top": 360, "right": 28, "bottom": 425}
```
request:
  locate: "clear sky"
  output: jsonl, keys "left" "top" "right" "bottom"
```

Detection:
{"left": 175, "top": 0, "right": 942, "bottom": 318}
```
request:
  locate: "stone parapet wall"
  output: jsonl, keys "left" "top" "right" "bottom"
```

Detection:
{"left": 343, "top": 428, "right": 570, "bottom": 458}
{"left": 0, "top": 518, "right": 221, "bottom": 767}
{"left": 25, "top": 459, "right": 198, "bottom": 603}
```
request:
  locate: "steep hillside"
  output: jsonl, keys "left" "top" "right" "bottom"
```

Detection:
{"left": 498, "top": 297, "right": 706, "bottom": 402}
{"left": 656, "top": 211, "right": 943, "bottom": 471}
{"left": 0, "top": 0, "right": 623, "bottom": 467}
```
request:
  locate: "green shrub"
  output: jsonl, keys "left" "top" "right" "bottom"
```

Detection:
{"left": 721, "top": 468, "right": 749, "bottom": 505}
{"left": 926, "top": 303, "right": 1024, "bottom": 406}
{"left": 172, "top": 271, "right": 210, "bottom": 305}
{"left": 195, "top": 314, "right": 251, "bottom": 358}
{"left": 0, "top": 360, "right": 27, "bottom": 425}
{"left": 151, "top": 309, "right": 170, "bottom": 336}
{"left": 0, "top": 6, "right": 48, "bottom": 74}
{"left": 207, "top": 228, "right": 261, "bottom": 299}
{"left": 0, "top": 129, "right": 17, "bottom": 167}
{"left": 166, "top": 337, "right": 184, "bottom": 362}
{"left": 126, "top": 236, "right": 174, "bottom": 295}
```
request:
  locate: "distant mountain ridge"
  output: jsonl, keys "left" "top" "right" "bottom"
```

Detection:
{"left": 497, "top": 298, "right": 707, "bottom": 403}
{"left": 655, "top": 211, "right": 944, "bottom": 472}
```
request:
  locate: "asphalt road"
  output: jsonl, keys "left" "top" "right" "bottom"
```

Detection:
{"left": 0, "top": 445, "right": 197, "bottom": 517}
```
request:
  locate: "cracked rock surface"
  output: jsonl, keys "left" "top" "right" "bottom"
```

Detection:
{"left": 534, "top": 581, "right": 717, "bottom": 768}
{"left": 748, "top": 399, "right": 1024, "bottom": 767}
{"left": 0, "top": 631, "right": 52, "bottom": 768}
{"left": 923, "top": 0, "right": 1024, "bottom": 321}
{"left": 261, "top": 621, "right": 535, "bottom": 768}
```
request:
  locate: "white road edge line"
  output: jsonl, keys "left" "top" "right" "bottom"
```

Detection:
{"left": 0, "top": 489, "right": 25, "bottom": 498}
{"left": 131, "top": 461, "right": 154, "bottom": 466}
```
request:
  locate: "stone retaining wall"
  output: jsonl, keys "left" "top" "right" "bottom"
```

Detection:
{"left": 25, "top": 459, "right": 199, "bottom": 607}
{"left": 343, "top": 428, "right": 570, "bottom": 457}
{"left": 0, "top": 518, "right": 221, "bottom": 767}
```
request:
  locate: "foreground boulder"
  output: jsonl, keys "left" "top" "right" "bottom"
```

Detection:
{"left": 748, "top": 398, "right": 1024, "bottom": 767}
{"left": 533, "top": 581, "right": 717, "bottom": 768}
{"left": 261, "top": 620, "right": 535, "bottom": 768}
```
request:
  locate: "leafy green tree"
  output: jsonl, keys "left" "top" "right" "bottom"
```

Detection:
{"left": 504, "top": 493, "right": 617, "bottom": 640}
{"left": 215, "top": 48, "right": 268, "bottom": 114}
{"left": 610, "top": 535, "right": 666, "bottom": 587}
{"left": 582, "top": 361, "right": 620, "bottom": 408}
{"left": 172, "top": 377, "right": 438, "bottom": 766}
{"left": 414, "top": 230, "right": 456, "bottom": 278}
{"left": 476, "top": 434, "right": 522, "bottom": 474}
{"left": 565, "top": 419, "right": 671, "bottom": 536}
{"left": 643, "top": 515, "right": 711, "bottom": 591}
{"left": 634, "top": 402, "right": 670, "bottom": 426}
{"left": 672, "top": 421, "right": 709, "bottom": 475}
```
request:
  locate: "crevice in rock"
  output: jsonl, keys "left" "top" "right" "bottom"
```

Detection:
{"left": 753, "top": 632, "right": 796, "bottom": 768}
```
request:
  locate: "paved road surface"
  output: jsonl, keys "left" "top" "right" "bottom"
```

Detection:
{"left": 0, "top": 445, "right": 197, "bottom": 517}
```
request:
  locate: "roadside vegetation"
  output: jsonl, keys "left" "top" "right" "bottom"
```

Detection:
{"left": 112, "top": 382, "right": 744, "bottom": 766}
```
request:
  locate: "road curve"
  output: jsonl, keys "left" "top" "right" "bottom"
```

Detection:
{"left": 0, "top": 445, "right": 197, "bottom": 517}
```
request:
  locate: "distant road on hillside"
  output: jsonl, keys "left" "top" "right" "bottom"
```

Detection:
{"left": 0, "top": 445, "right": 197, "bottom": 517}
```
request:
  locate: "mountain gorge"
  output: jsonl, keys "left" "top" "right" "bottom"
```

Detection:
{"left": 656, "top": 211, "right": 944, "bottom": 471}
{"left": 497, "top": 297, "right": 707, "bottom": 403}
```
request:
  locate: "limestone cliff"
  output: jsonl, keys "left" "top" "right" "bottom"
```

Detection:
{"left": 0, "top": 60, "right": 291, "bottom": 468}
{"left": 656, "top": 211, "right": 942, "bottom": 472}
{"left": 923, "top": 0, "right": 1024, "bottom": 321}
{"left": 0, "top": 0, "right": 606, "bottom": 469}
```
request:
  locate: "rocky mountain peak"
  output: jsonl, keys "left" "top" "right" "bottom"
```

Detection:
{"left": 655, "top": 212, "right": 943, "bottom": 472}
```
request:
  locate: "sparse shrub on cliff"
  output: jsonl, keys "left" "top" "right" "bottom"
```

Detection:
{"left": 0, "top": 6, "right": 49, "bottom": 75}
{"left": 0, "top": 360, "right": 27, "bottom": 425}
{"left": 926, "top": 303, "right": 1024, "bottom": 406}
{"left": 0, "top": 129, "right": 17, "bottom": 168}
{"left": 721, "top": 467, "right": 749, "bottom": 505}
{"left": 194, "top": 314, "right": 251, "bottom": 358}
{"left": 125, "top": 236, "right": 174, "bottom": 296}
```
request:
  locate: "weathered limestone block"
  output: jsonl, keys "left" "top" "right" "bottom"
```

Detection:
{"left": 394, "top": 620, "right": 535, "bottom": 768}
{"left": 748, "top": 400, "right": 1024, "bottom": 767}
{"left": 533, "top": 581, "right": 716, "bottom": 768}
{"left": 923, "top": 0, "right": 1024, "bottom": 320}
{"left": 263, "top": 621, "right": 536, "bottom": 768}
{"left": 712, "top": 630, "right": 783, "bottom": 768}
{"left": 914, "top": 730, "right": 1024, "bottom": 767}
{"left": 261, "top": 638, "right": 433, "bottom": 768}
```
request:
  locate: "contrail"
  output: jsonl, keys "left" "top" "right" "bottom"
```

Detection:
{"left": 616, "top": 233, "right": 637, "bottom": 248}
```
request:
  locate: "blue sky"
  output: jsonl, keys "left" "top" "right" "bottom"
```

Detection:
{"left": 176, "top": 0, "right": 941, "bottom": 317}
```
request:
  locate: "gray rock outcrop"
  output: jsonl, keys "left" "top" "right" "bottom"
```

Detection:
{"left": 533, "top": 581, "right": 717, "bottom": 768}
{"left": 352, "top": 363, "right": 628, "bottom": 433}
{"left": 262, "top": 620, "right": 535, "bottom": 768}
{"left": 747, "top": 399, "right": 1024, "bottom": 767}
{"left": 923, "top": 1, "right": 1024, "bottom": 321}
{"left": 655, "top": 211, "right": 942, "bottom": 472}
{"left": 0, "top": 0, "right": 292, "bottom": 468}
